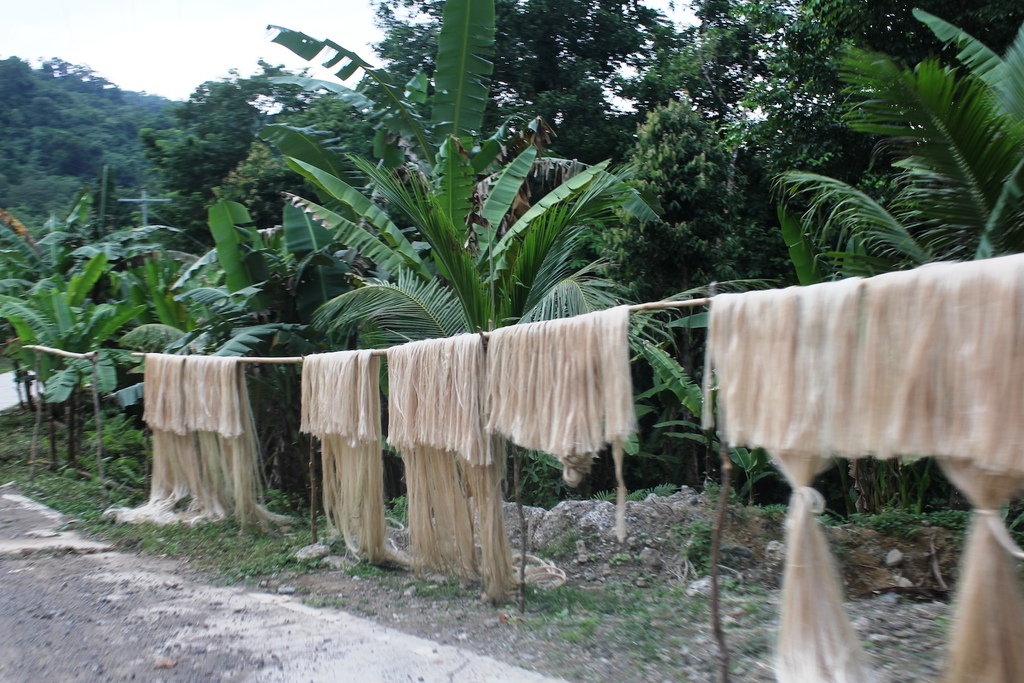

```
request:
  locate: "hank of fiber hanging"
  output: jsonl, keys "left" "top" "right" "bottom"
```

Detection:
{"left": 181, "top": 356, "right": 285, "bottom": 529}
{"left": 300, "top": 350, "right": 392, "bottom": 564}
{"left": 388, "top": 334, "right": 514, "bottom": 602}
{"left": 486, "top": 306, "right": 636, "bottom": 541}
{"left": 704, "top": 253, "right": 1024, "bottom": 683}
{"left": 110, "top": 354, "right": 284, "bottom": 528}
{"left": 107, "top": 353, "right": 217, "bottom": 525}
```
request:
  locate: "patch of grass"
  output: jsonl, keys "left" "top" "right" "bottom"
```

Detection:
{"left": 304, "top": 595, "right": 348, "bottom": 609}
{"left": 96, "top": 519, "right": 314, "bottom": 583}
{"left": 537, "top": 529, "right": 584, "bottom": 561}
{"left": 675, "top": 519, "right": 713, "bottom": 575}
{"left": 846, "top": 509, "right": 973, "bottom": 541}
{"left": 0, "top": 410, "right": 312, "bottom": 585}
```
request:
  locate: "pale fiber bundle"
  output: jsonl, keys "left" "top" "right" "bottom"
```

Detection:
{"left": 774, "top": 452, "right": 874, "bottom": 683}
{"left": 182, "top": 355, "right": 245, "bottom": 438}
{"left": 487, "top": 306, "right": 636, "bottom": 469}
{"left": 939, "top": 459, "right": 1024, "bottom": 683}
{"left": 387, "top": 335, "right": 490, "bottom": 465}
{"left": 106, "top": 429, "right": 208, "bottom": 525}
{"left": 704, "top": 253, "right": 1024, "bottom": 683}
{"left": 486, "top": 306, "right": 636, "bottom": 540}
{"left": 402, "top": 444, "right": 479, "bottom": 579}
{"left": 387, "top": 336, "right": 514, "bottom": 600}
{"left": 301, "top": 351, "right": 389, "bottom": 563}
{"left": 217, "top": 360, "right": 286, "bottom": 529}
{"left": 142, "top": 353, "right": 188, "bottom": 436}
{"left": 111, "top": 354, "right": 225, "bottom": 524}
{"left": 708, "top": 254, "right": 1024, "bottom": 466}
{"left": 118, "top": 355, "right": 281, "bottom": 528}
{"left": 301, "top": 351, "right": 381, "bottom": 443}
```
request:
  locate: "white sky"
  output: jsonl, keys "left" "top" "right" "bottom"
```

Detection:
{"left": 0, "top": 0, "right": 692, "bottom": 101}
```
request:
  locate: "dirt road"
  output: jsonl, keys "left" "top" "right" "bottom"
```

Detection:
{"left": 0, "top": 486, "right": 564, "bottom": 683}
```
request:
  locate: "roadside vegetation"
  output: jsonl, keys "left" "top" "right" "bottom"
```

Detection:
{"left": 1, "top": 10, "right": 1023, "bottom": 673}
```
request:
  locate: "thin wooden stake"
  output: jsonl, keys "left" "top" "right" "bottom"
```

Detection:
{"left": 29, "top": 351, "right": 42, "bottom": 482}
{"left": 48, "top": 405, "right": 57, "bottom": 469}
{"left": 513, "top": 444, "right": 527, "bottom": 613}
{"left": 309, "top": 436, "right": 319, "bottom": 544}
{"left": 90, "top": 357, "right": 108, "bottom": 507}
{"left": 710, "top": 438, "right": 733, "bottom": 682}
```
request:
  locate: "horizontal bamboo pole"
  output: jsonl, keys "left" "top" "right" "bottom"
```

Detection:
{"left": 628, "top": 297, "right": 710, "bottom": 312}
{"left": 122, "top": 299, "right": 713, "bottom": 366}
{"left": 23, "top": 344, "right": 96, "bottom": 360}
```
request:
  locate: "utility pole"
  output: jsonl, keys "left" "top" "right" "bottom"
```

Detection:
{"left": 117, "top": 187, "right": 171, "bottom": 228}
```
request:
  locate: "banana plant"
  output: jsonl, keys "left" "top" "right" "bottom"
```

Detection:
{"left": 0, "top": 253, "right": 143, "bottom": 466}
{"left": 265, "top": 0, "right": 656, "bottom": 345}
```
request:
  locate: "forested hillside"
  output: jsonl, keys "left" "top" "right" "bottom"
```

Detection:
{"left": 0, "top": 57, "right": 173, "bottom": 228}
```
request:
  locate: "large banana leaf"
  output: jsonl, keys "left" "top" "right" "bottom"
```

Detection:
{"left": 120, "top": 323, "right": 187, "bottom": 352}
{"left": 479, "top": 145, "right": 537, "bottom": 252}
{"left": 434, "top": 136, "right": 476, "bottom": 229}
{"left": 66, "top": 253, "right": 108, "bottom": 307}
{"left": 285, "top": 159, "right": 428, "bottom": 277}
{"left": 282, "top": 204, "right": 350, "bottom": 321}
{"left": 268, "top": 26, "right": 435, "bottom": 165}
{"left": 432, "top": 0, "right": 495, "bottom": 142}
{"left": 207, "top": 202, "right": 269, "bottom": 296}
{"left": 778, "top": 206, "right": 823, "bottom": 285}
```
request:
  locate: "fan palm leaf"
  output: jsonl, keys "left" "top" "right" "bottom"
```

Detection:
{"left": 315, "top": 271, "right": 469, "bottom": 347}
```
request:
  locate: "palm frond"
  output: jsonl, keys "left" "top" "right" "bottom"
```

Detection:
{"left": 779, "top": 170, "right": 932, "bottom": 266}
{"left": 842, "top": 52, "right": 1024, "bottom": 258}
{"left": 350, "top": 157, "right": 491, "bottom": 330}
{"left": 314, "top": 271, "right": 470, "bottom": 346}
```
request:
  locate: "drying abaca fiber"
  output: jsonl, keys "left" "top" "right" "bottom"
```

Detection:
{"left": 107, "top": 354, "right": 218, "bottom": 524}
{"left": 387, "top": 335, "right": 514, "bottom": 601}
{"left": 180, "top": 355, "right": 283, "bottom": 529}
{"left": 705, "top": 253, "right": 1024, "bottom": 683}
{"left": 300, "top": 351, "right": 393, "bottom": 565}
{"left": 486, "top": 306, "right": 636, "bottom": 541}
{"left": 108, "top": 354, "right": 282, "bottom": 529}
{"left": 707, "top": 283, "right": 873, "bottom": 683}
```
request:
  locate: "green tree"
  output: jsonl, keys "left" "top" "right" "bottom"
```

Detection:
{"left": 779, "top": 12, "right": 1024, "bottom": 277}
{"left": 140, "top": 63, "right": 312, "bottom": 242}
{"left": 374, "top": 0, "right": 675, "bottom": 163}
{"left": 0, "top": 57, "right": 172, "bottom": 228}
{"left": 0, "top": 253, "right": 142, "bottom": 466}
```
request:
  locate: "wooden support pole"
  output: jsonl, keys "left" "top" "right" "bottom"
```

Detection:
{"left": 90, "top": 356, "right": 108, "bottom": 507}
{"left": 23, "top": 344, "right": 96, "bottom": 360}
{"left": 29, "top": 351, "right": 42, "bottom": 482}
{"left": 513, "top": 443, "right": 527, "bottom": 614}
{"left": 628, "top": 297, "right": 710, "bottom": 312}
{"left": 309, "top": 436, "right": 319, "bottom": 544}
{"left": 709, "top": 437, "right": 733, "bottom": 683}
